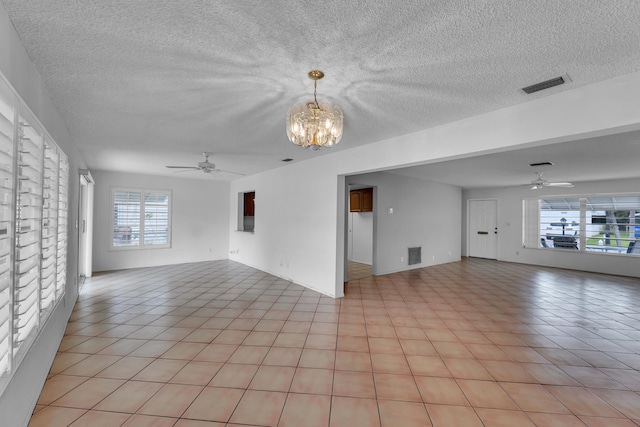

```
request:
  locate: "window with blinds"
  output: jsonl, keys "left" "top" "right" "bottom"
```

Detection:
{"left": 524, "top": 195, "right": 640, "bottom": 255}
{"left": 111, "top": 189, "right": 171, "bottom": 249}
{"left": 0, "top": 79, "right": 16, "bottom": 378}
{"left": 0, "top": 74, "right": 69, "bottom": 394}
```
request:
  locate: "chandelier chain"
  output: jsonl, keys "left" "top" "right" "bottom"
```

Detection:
{"left": 313, "top": 79, "right": 319, "bottom": 109}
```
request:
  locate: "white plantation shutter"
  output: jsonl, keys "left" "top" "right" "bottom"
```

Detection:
{"left": 0, "top": 79, "right": 16, "bottom": 376}
{"left": 56, "top": 153, "right": 68, "bottom": 299}
{"left": 143, "top": 192, "right": 169, "bottom": 246}
{"left": 0, "top": 74, "right": 69, "bottom": 394}
{"left": 40, "top": 141, "right": 59, "bottom": 314}
{"left": 112, "top": 189, "right": 170, "bottom": 249}
{"left": 112, "top": 191, "right": 141, "bottom": 247}
{"left": 14, "top": 110, "right": 43, "bottom": 353}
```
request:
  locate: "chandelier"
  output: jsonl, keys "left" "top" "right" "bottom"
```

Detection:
{"left": 286, "top": 70, "right": 343, "bottom": 150}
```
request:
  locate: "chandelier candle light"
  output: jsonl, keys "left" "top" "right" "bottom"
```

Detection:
{"left": 286, "top": 70, "right": 343, "bottom": 150}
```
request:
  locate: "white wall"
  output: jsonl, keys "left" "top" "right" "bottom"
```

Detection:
{"left": 349, "top": 212, "right": 373, "bottom": 264}
{"left": 0, "top": 3, "right": 87, "bottom": 425}
{"left": 229, "top": 165, "right": 344, "bottom": 295}
{"left": 230, "top": 70, "right": 640, "bottom": 298}
{"left": 92, "top": 171, "right": 230, "bottom": 271}
{"left": 463, "top": 177, "right": 640, "bottom": 278}
{"left": 349, "top": 172, "right": 462, "bottom": 275}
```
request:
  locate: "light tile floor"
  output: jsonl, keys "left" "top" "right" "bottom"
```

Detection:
{"left": 347, "top": 261, "right": 372, "bottom": 281}
{"left": 30, "top": 258, "right": 640, "bottom": 426}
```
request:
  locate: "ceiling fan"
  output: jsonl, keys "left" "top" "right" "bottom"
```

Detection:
{"left": 165, "top": 152, "right": 245, "bottom": 176}
{"left": 529, "top": 172, "right": 573, "bottom": 190}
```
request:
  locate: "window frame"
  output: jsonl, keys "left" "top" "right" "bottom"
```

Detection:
{"left": 110, "top": 188, "right": 172, "bottom": 250}
{"left": 524, "top": 193, "right": 640, "bottom": 256}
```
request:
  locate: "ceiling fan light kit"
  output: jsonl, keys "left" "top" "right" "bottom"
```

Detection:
{"left": 530, "top": 172, "right": 574, "bottom": 190}
{"left": 286, "top": 70, "right": 343, "bottom": 151}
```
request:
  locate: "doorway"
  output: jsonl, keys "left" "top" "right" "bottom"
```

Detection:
{"left": 78, "top": 170, "right": 95, "bottom": 282}
{"left": 468, "top": 199, "right": 498, "bottom": 259}
{"left": 347, "top": 185, "right": 374, "bottom": 280}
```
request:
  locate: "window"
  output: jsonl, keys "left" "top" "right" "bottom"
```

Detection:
{"left": 524, "top": 195, "right": 640, "bottom": 255}
{"left": 0, "top": 73, "right": 69, "bottom": 394}
{"left": 111, "top": 189, "right": 171, "bottom": 249}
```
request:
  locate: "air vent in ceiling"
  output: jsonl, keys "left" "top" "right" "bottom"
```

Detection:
{"left": 281, "top": 158, "right": 294, "bottom": 162}
{"left": 529, "top": 161, "right": 555, "bottom": 167}
{"left": 522, "top": 76, "right": 566, "bottom": 94}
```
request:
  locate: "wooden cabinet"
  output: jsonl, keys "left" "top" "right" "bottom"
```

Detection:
{"left": 350, "top": 188, "right": 373, "bottom": 212}
{"left": 244, "top": 192, "right": 255, "bottom": 216}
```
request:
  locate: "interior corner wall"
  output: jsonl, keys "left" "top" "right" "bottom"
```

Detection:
{"left": 228, "top": 162, "right": 343, "bottom": 297}
{"left": 348, "top": 172, "right": 462, "bottom": 275}
{"left": 92, "top": 170, "right": 230, "bottom": 272}
{"left": 462, "top": 177, "right": 640, "bottom": 278}
{"left": 0, "top": 3, "right": 87, "bottom": 425}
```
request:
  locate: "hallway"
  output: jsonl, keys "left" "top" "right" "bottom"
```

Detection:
{"left": 29, "top": 258, "right": 640, "bottom": 426}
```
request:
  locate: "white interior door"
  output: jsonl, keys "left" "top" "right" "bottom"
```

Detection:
{"left": 469, "top": 199, "right": 498, "bottom": 259}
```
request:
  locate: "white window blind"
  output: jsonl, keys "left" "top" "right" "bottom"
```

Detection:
{"left": 0, "top": 73, "right": 69, "bottom": 395}
{"left": 41, "top": 141, "right": 59, "bottom": 315}
{"left": 524, "top": 195, "right": 640, "bottom": 255}
{"left": 56, "top": 153, "right": 68, "bottom": 299}
{"left": 111, "top": 189, "right": 171, "bottom": 249}
{"left": 143, "top": 192, "right": 170, "bottom": 246}
{"left": 0, "top": 80, "right": 16, "bottom": 377}
{"left": 583, "top": 196, "right": 640, "bottom": 253}
{"left": 15, "top": 110, "right": 43, "bottom": 354}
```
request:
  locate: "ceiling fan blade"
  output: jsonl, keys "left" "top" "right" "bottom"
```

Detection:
{"left": 546, "top": 182, "right": 574, "bottom": 187}
{"left": 170, "top": 169, "right": 200, "bottom": 173}
{"left": 166, "top": 166, "right": 200, "bottom": 169}
{"left": 216, "top": 169, "right": 246, "bottom": 176}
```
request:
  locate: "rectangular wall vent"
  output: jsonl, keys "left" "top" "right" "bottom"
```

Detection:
{"left": 529, "top": 161, "right": 555, "bottom": 167}
{"left": 522, "top": 76, "right": 565, "bottom": 94}
{"left": 408, "top": 247, "right": 421, "bottom": 265}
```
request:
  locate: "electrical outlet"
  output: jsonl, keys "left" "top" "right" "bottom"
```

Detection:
{"left": 400, "top": 256, "right": 404, "bottom": 263}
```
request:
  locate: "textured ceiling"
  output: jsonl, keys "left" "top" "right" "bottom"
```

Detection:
{"left": 2, "top": 1, "right": 640, "bottom": 184}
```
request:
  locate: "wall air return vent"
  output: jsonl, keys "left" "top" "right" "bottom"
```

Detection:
{"left": 408, "top": 247, "right": 421, "bottom": 265}
{"left": 521, "top": 76, "right": 566, "bottom": 94}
